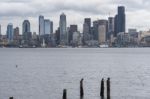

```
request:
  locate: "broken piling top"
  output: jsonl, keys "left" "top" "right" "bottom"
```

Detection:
{"left": 100, "top": 78, "right": 105, "bottom": 97}
{"left": 63, "top": 89, "right": 67, "bottom": 99}
{"left": 80, "top": 78, "right": 84, "bottom": 82}
{"left": 107, "top": 78, "right": 110, "bottom": 85}
{"left": 107, "top": 77, "right": 111, "bottom": 99}
{"left": 9, "top": 97, "right": 13, "bottom": 99}
{"left": 101, "top": 78, "right": 104, "bottom": 82}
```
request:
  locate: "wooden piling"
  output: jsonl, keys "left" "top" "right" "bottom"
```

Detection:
{"left": 80, "top": 78, "right": 84, "bottom": 98}
{"left": 107, "top": 78, "right": 110, "bottom": 99}
{"left": 9, "top": 97, "right": 13, "bottom": 99}
{"left": 63, "top": 89, "right": 67, "bottom": 99}
{"left": 100, "top": 78, "right": 104, "bottom": 98}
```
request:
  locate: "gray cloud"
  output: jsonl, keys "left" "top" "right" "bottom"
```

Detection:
{"left": 0, "top": 0, "right": 31, "bottom": 3}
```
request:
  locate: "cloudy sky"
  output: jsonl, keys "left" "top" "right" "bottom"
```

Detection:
{"left": 0, "top": 0, "right": 150, "bottom": 34}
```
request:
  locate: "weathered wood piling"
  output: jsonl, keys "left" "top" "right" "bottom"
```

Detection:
{"left": 80, "top": 78, "right": 84, "bottom": 98}
{"left": 8, "top": 77, "right": 111, "bottom": 99}
{"left": 63, "top": 89, "right": 67, "bottom": 99}
{"left": 107, "top": 78, "right": 110, "bottom": 99}
{"left": 9, "top": 97, "right": 13, "bottom": 99}
{"left": 100, "top": 78, "right": 104, "bottom": 98}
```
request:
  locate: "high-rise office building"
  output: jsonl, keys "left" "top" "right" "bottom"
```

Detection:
{"left": 7, "top": 23, "right": 13, "bottom": 41}
{"left": 39, "top": 15, "right": 45, "bottom": 36}
{"left": 108, "top": 17, "right": 115, "bottom": 39}
{"left": 44, "top": 19, "right": 51, "bottom": 35}
{"left": 83, "top": 18, "right": 91, "bottom": 42}
{"left": 50, "top": 21, "right": 53, "bottom": 34}
{"left": 83, "top": 23, "right": 90, "bottom": 42}
{"left": 114, "top": 6, "right": 126, "bottom": 37}
{"left": 0, "top": 25, "right": 1, "bottom": 36}
{"left": 93, "top": 20, "right": 108, "bottom": 40}
{"left": 0, "top": 25, "right": 1, "bottom": 40}
{"left": 22, "top": 20, "right": 31, "bottom": 41}
{"left": 59, "top": 13, "right": 67, "bottom": 45}
{"left": 68, "top": 25, "right": 78, "bottom": 44}
{"left": 98, "top": 25, "right": 106, "bottom": 44}
{"left": 55, "top": 27, "right": 60, "bottom": 45}
{"left": 108, "top": 17, "right": 115, "bottom": 33}
{"left": 13, "top": 27, "right": 19, "bottom": 40}
{"left": 84, "top": 18, "right": 91, "bottom": 34}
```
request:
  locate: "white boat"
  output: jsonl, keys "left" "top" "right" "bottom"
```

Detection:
{"left": 99, "top": 44, "right": 109, "bottom": 48}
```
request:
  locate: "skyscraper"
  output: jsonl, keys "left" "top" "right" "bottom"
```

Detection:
{"left": 93, "top": 20, "right": 108, "bottom": 41}
{"left": 108, "top": 17, "right": 115, "bottom": 33}
{"left": 59, "top": 13, "right": 67, "bottom": 45}
{"left": 83, "top": 18, "right": 91, "bottom": 42}
{"left": 84, "top": 18, "right": 91, "bottom": 34}
{"left": 108, "top": 17, "right": 115, "bottom": 39}
{"left": 0, "top": 25, "right": 1, "bottom": 36}
{"left": 50, "top": 21, "right": 53, "bottom": 34}
{"left": 68, "top": 25, "right": 78, "bottom": 44}
{"left": 22, "top": 20, "right": 31, "bottom": 41}
{"left": 39, "top": 15, "right": 45, "bottom": 36}
{"left": 114, "top": 6, "right": 126, "bottom": 37}
{"left": 7, "top": 23, "right": 13, "bottom": 41}
{"left": 0, "top": 25, "right": 1, "bottom": 40}
{"left": 13, "top": 27, "right": 19, "bottom": 40}
{"left": 44, "top": 19, "right": 51, "bottom": 35}
{"left": 98, "top": 25, "right": 106, "bottom": 44}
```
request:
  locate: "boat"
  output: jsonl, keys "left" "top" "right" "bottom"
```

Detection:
{"left": 99, "top": 44, "right": 109, "bottom": 48}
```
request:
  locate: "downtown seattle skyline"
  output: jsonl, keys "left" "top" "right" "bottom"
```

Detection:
{"left": 0, "top": 0, "right": 150, "bottom": 34}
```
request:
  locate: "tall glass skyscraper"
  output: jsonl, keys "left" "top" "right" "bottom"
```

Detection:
{"left": 108, "top": 17, "right": 115, "bottom": 39}
{"left": 59, "top": 13, "right": 67, "bottom": 45}
{"left": 22, "top": 20, "right": 31, "bottom": 41}
{"left": 7, "top": 23, "right": 13, "bottom": 41}
{"left": 39, "top": 15, "right": 45, "bottom": 36}
{"left": 44, "top": 19, "right": 51, "bottom": 35}
{"left": 114, "top": 6, "right": 126, "bottom": 37}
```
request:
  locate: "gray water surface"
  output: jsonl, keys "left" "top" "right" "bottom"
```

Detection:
{"left": 0, "top": 48, "right": 150, "bottom": 99}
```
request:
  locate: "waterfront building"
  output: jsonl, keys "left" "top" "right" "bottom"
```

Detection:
{"left": 72, "top": 31, "right": 82, "bottom": 46}
{"left": 117, "top": 32, "right": 130, "bottom": 47}
{"left": 128, "top": 29, "right": 139, "bottom": 46}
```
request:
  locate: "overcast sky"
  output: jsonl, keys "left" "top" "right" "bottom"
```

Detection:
{"left": 0, "top": 0, "right": 150, "bottom": 34}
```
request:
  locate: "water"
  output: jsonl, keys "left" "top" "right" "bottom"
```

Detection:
{"left": 0, "top": 48, "right": 150, "bottom": 99}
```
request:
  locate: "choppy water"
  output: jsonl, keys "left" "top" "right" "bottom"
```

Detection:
{"left": 0, "top": 48, "right": 150, "bottom": 99}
